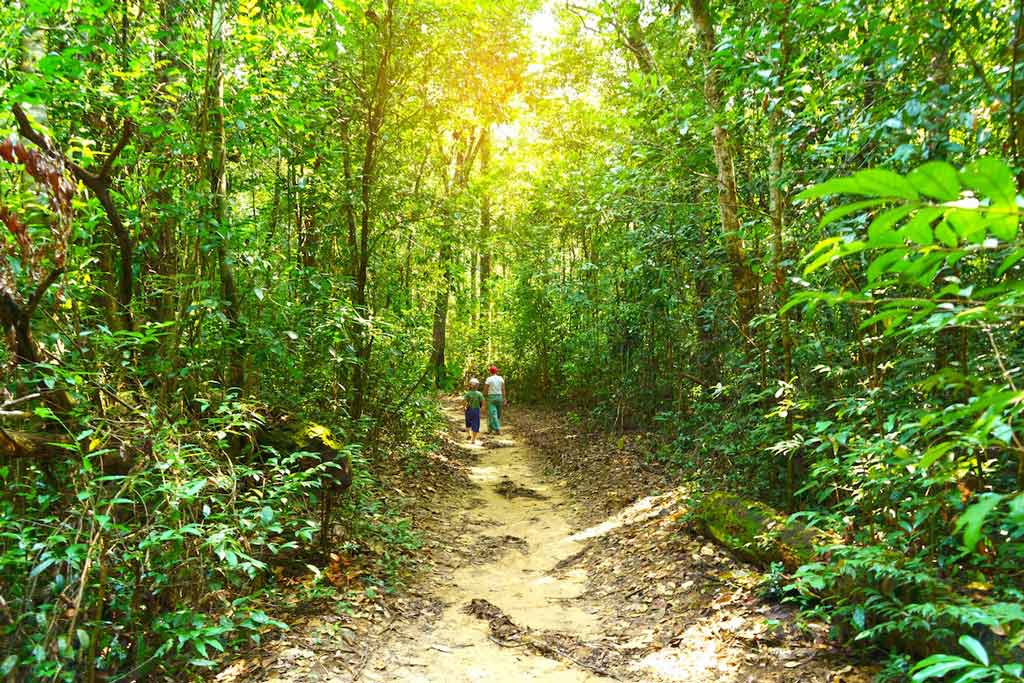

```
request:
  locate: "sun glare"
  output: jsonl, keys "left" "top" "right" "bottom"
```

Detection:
{"left": 529, "top": 5, "right": 559, "bottom": 42}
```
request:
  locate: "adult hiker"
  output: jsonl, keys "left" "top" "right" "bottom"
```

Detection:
{"left": 484, "top": 365, "right": 506, "bottom": 435}
{"left": 463, "top": 378, "right": 483, "bottom": 444}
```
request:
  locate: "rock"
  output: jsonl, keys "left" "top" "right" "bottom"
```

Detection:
{"left": 257, "top": 420, "right": 352, "bottom": 492}
{"left": 692, "top": 492, "right": 834, "bottom": 571}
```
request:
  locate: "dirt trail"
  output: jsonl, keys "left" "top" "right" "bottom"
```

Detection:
{"left": 356, "top": 408, "right": 608, "bottom": 682}
{"left": 220, "top": 404, "right": 874, "bottom": 683}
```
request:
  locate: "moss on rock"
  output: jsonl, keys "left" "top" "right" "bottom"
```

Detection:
{"left": 693, "top": 492, "right": 832, "bottom": 571}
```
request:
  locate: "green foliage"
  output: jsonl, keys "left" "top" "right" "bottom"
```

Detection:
{"left": 1, "top": 0, "right": 504, "bottom": 678}
{"left": 487, "top": 0, "right": 1024, "bottom": 677}
{"left": 912, "top": 636, "right": 1024, "bottom": 682}
{"left": 785, "top": 157, "right": 1024, "bottom": 673}
{"left": 4, "top": 0, "right": 1024, "bottom": 678}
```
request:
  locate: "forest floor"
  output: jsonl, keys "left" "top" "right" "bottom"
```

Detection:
{"left": 216, "top": 401, "right": 879, "bottom": 683}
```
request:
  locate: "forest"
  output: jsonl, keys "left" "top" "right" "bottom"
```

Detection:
{"left": 1, "top": 0, "right": 1023, "bottom": 681}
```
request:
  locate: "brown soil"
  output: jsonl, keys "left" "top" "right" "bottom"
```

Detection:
{"left": 217, "top": 401, "right": 879, "bottom": 683}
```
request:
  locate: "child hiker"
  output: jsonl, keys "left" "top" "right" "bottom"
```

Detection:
{"left": 463, "top": 378, "right": 484, "bottom": 444}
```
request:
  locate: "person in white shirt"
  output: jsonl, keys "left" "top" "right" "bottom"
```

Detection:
{"left": 484, "top": 366, "right": 507, "bottom": 434}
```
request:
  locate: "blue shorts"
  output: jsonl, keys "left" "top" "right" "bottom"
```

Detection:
{"left": 465, "top": 407, "right": 481, "bottom": 432}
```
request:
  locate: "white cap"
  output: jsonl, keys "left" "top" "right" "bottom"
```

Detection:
{"left": 469, "top": 377, "right": 479, "bottom": 385}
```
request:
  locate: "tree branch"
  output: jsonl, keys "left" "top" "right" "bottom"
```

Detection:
{"left": 98, "top": 119, "right": 135, "bottom": 179}
{"left": 12, "top": 104, "right": 95, "bottom": 183}
{"left": 25, "top": 268, "right": 64, "bottom": 318}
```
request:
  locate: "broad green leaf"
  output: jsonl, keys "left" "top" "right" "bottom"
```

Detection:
{"left": 987, "top": 211, "right": 1019, "bottom": 242}
{"left": 860, "top": 307, "right": 905, "bottom": 330}
{"left": 947, "top": 209, "right": 986, "bottom": 244}
{"left": 899, "top": 206, "right": 943, "bottom": 246}
{"left": 908, "top": 161, "right": 961, "bottom": 201}
{"left": 995, "top": 248, "right": 1024, "bottom": 277}
{"left": 819, "top": 199, "right": 887, "bottom": 228}
{"left": 954, "top": 493, "right": 1005, "bottom": 552}
{"left": 798, "top": 169, "right": 918, "bottom": 201}
{"left": 848, "top": 168, "right": 919, "bottom": 200}
{"left": 911, "top": 656, "right": 971, "bottom": 681}
{"left": 868, "top": 205, "right": 916, "bottom": 245}
{"left": 1008, "top": 493, "right": 1024, "bottom": 524}
{"left": 794, "top": 236, "right": 843, "bottom": 266}
{"left": 919, "top": 441, "right": 954, "bottom": 470}
{"left": 866, "top": 249, "right": 907, "bottom": 283}
{"left": 904, "top": 251, "right": 946, "bottom": 286}
{"left": 952, "top": 669, "right": 991, "bottom": 682}
{"left": 935, "top": 221, "right": 958, "bottom": 247}
{"left": 30, "top": 557, "right": 55, "bottom": 578}
{"left": 960, "top": 157, "right": 1016, "bottom": 207}
{"left": 804, "top": 245, "right": 840, "bottom": 275}
{"left": 958, "top": 635, "right": 988, "bottom": 666}
{"left": 797, "top": 177, "right": 869, "bottom": 200}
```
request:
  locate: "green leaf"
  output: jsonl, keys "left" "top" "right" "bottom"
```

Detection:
{"left": 30, "top": 557, "right": 55, "bottom": 578}
{"left": 796, "top": 177, "right": 864, "bottom": 200}
{"left": 261, "top": 506, "right": 274, "bottom": 525}
{"left": 987, "top": 211, "right": 1019, "bottom": 242}
{"left": 804, "top": 245, "right": 840, "bottom": 275}
{"left": 899, "top": 206, "right": 943, "bottom": 246}
{"left": 818, "top": 199, "right": 888, "bottom": 228}
{"left": 908, "top": 161, "right": 961, "bottom": 201}
{"left": 0, "top": 655, "right": 17, "bottom": 676}
{"left": 954, "top": 493, "right": 1005, "bottom": 552}
{"left": 996, "top": 248, "right": 1024, "bottom": 277}
{"left": 958, "top": 635, "right": 988, "bottom": 666}
{"left": 919, "top": 442, "right": 954, "bottom": 470}
{"left": 798, "top": 169, "right": 918, "bottom": 201}
{"left": 960, "top": 157, "right": 1016, "bottom": 207}
{"left": 849, "top": 169, "right": 919, "bottom": 200}
{"left": 947, "top": 209, "right": 986, "bottom": 244}
{"left": 952, "top": 669, "right": 991, "bottom": 683}
{"left": 866, "top": 249, "right": 907, "bottom": 283}
{"left": 911, "top": 656, "right": 971, "bottom": 681}
{"left": 868, "top": 205, "right": 916, "bottom": 245}
{"left": 935, "top": 221, "right": 958, "bottom": 247}
{"left": 1008, "top": 493, "right": 1024, "bottom": 524}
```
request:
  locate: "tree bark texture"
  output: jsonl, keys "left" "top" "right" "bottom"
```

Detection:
{"left": 207, "top": 0, "right": 245, "bottom": 392}
{"left": 688, "top": 0, "right": 759, "bottom": 342}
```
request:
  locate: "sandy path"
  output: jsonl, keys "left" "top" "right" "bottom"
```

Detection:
{"left": 356, "top": 409, "right": 606, "bottom": 682}
{"left": 218, "top": 404, "right": 876, "bottom": 683}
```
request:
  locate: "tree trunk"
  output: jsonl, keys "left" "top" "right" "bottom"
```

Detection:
{"left": 431, "top": 243, "right": 452, "bottom": 387}
{"left": 767, "top": 0, "right": 796, "bottom": 505}
{"left": 345, "top": 1, "right": 394, "bottom": 423}
{"left": 207, "top": 0, "right": 244, "bottom": 392}
{"left": 153, "top": 0, "right": 180, "bottom": 406}
{"left": 0, "top": 270, "right": 72, "bottom": 412}
{"left": 1012, "top": 0, "right": 1024, "bottom": 183}
{"left": 687, "top": 0, "right": 758, "bottom": 342}
{"left": 479, "top": 125, "right": 492, "bottom": 329}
